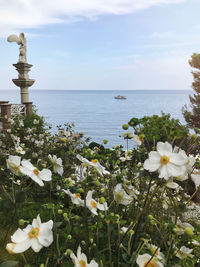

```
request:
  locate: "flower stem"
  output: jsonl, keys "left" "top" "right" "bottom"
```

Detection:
{"left": 21, "top": 253, "right": 27, "bottom": 264}
{"left": 107, "top": 221, "right": 112, "bottom": 267}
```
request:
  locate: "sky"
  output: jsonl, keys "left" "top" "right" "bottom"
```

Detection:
{"left": 0, "top": 0, "right": 200, "bottom": 90}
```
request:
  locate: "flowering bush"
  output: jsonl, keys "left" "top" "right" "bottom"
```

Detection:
{"left": 1, "top": 112, "right": 200, "bottom": 266}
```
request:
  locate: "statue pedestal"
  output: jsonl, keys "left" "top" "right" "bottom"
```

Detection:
{"left": 12, "top": 62, "right": 35, "bottom": 104}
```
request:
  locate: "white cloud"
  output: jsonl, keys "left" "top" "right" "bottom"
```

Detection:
{"left": 151, "top": 31, "right": 174, "bottom": 38}
{"left": 0, "top": 0, "right": 185, "bottom": 36}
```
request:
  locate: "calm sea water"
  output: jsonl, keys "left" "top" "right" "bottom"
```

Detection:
{"left": 0, "top": 90, "right": 192, "bottom": 147}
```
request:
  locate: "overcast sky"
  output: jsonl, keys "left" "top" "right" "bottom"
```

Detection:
{"left": 0, "top": 0, "right": 200, "bottom": 90}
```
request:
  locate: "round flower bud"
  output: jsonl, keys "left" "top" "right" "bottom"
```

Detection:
{"left": 148, "top": 215, "right": 153, "bottom": 220}
{"left": 103, "top": 139, "right": 108, "bottom": 144}
{"left": 60, "top": 137, "right": 67, "bottom": 143}
{"left": 90, "top": 238, "right": 94, "bottom": 244}
{"left": 18, "top": 219, "right": 25, "bottom": 226}
{"left": 185, "top": 227, "right": 194, "bottom": 237}
{"left": 122, "top": 124, "right": 129, "bottom": 130}
{"left": 129, "top": 230, "right": 134, "bottom": 235}
{"left": 64, "top": 249, "right": 72, "bottom": 256}
{"left": 95, "top": 181, "right": 101, "bottom": 186}
{"left": 67, "top": 235, "right": 72, "bottom": 240}
{"left": 99, "top": 197, "right": 106, "bottom": 204}
{"left": 81, "top": 240, "right": 86, "bottom": 246}
{"left": 150, "top": 220, "right": 157, "bottom": 226}
{"left": 58, "top": 209, "right": 63, "bottom": 214}
{"left": 63, "top": 213, "right": 68, "bottom": 218}
{"left": 40, "top": 264, "right": 45, "bottom": 267}
{"left": 75, "top": 215, "right": 80, "bottom": 221}
{"left": 78, "top": 188, "right": 84, "bottom": 193}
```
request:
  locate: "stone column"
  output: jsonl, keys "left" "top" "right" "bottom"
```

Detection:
{"left": 0, "top": 104, "right": 11, "bottom": 130}
{"left": 12, "top": 63, "right": 35, "bottom": 104}
{"left": 24, "top": 101, "right": 33, "bottom": 115}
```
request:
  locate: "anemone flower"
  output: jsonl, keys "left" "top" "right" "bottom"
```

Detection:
{"left": 20, "top": 159, "right": 52, "bottom": 186}
{"left": 86, "top": 190, "right": 108, "bottom": 215}
{"left": 7, "top": 215, "right": 53, "bottom": 253}
{"left": 144, "top": 142, "right": 187, "bottom": 180}
{"left": 48, "top": 154, "right": 64, "bottom": 176}
{"left": 70, "top": 246, "right": 98, "bottom": 267}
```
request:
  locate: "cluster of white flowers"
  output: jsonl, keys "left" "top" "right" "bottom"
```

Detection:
{"left": 63, "top": 189, "right": 108, "bottom": 215}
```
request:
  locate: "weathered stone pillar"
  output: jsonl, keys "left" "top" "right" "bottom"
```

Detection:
{"left": 24, "top": 101, "right": 33, "bottom": 115}
{"left": 12, "top": 63, "right": 35, "bottom": 104}
{"left": 0, "top": 104, "right": 11, "bottom": 130}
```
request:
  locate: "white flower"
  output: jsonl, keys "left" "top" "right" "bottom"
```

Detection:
{"left": 165, "top": 178, "right": 179, "bottom": 189}
{"left": 63, "top": 189, "right": 84, "bottom": 206}
{"left": 77, "top": 155, "right": 110, "bottom": 176}
{"left": 175, "top": 246, "right": 193, "bottom": 259}
{"left": 19, "top": 120, "right": 24, "bottom": 127}
{"left": 121, "top": 227, "right": 129, "bottom": 234}
{"left": 8, "top": 215, "right": 53, "bottom": 253}
{"left": 174, "top": 149, "right": 195, "bottom": 181}
{"left": 70, "top": 246, "right": 98, "bottom": 267}
{"left": 33, "top": 119, "right": 39, "bottom": 124}
{"left": 35, "top": 140, "right": 44, "bottom": 146}
{"left": 132, "top": 135, "right": 143, "bottom": 146}
{"left": 136, "top": 253, "right": 163, "bottom": 267}
{"left": 75, "top": 166, "right": 86, "bottom": 181}
{"left": 113, "top": 183, "right": 132, "bottom": 206}
{"left": 86, "top": 190, "right": 108, "bottom": 215}
{"left": 6, "top": 155, "right": 21, "bottom": 176}
{"left": 147, "top": 244, "right": 165, "bottom": 261}
{"left": 191, "top": 169, "right": 200, "bottom": 189}
{"left": 20, "top": 160, "right": 52, "bottom": 186}
{"left": 120, "top": 150, "right": 132, "bottom": 161}
{"left": 8, "top": 118, "right": 14, "bottom": 124}
{"left": 15, "top": 145, "right": 25, "bottom": 155}
{"left": 143, "top": 142, "right": 187, "bottom": 180}
{"left": 48, "top": 154, "right": 64, "bottom": 176}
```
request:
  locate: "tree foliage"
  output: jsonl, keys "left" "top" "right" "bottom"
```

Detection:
{"left": 183, "top": 53, "right": 200, "bottom": 129}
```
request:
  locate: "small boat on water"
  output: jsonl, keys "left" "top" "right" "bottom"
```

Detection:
{"left": 114, "top": 95, "right": 127, "bottom": 100}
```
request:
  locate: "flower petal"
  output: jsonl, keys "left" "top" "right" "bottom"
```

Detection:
{"left": 21, "top": 160, "right": 34, "bottom": 170}
{"left": 12, "top": 239, "right": 31, "bottom": 253}
{"left": 143, "top": 159, "right": 160, "bottom": 172}
{"left": 39, "top": 169, "right": 52, "bottom": 181}
{"left": 29, "top": 173, "right": 44, "bottom": 186}
{"left": 31, "top": 238, "right": 43, "bottom": 252}
{"left": 170, "top": 153, "right": 188, "bottom": 165}
{"left": 11, "top": 228, "right": 28, "bottom": 243}
{"left": 157, "top": 142, "right": 172, "bottom": 156}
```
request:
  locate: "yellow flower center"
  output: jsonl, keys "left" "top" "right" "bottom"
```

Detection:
{"left": 33, "top": 168, "right": 39, "bottom": 175}
{"left": 91, "top": 159, "right": 98, "bottom": 164}
{"left": 28, "top": 227, "right": 39, "bottom": 238}
{"left": 160, "top": 155, "right": 170, "bottom": 165}
{"left": 90, "top": 200, "right": 97, "bottom": 208}
{"left": 79, "top": 260, "right": 86, "bottom": 267}
{"left": 144, "top": 261, "right": 156, "bottom": 267}
{"left": 75, "top": 193, "right": 82, "bottom": 199}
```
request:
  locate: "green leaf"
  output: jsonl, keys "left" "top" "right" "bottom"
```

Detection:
{"left": 0, "top": 261, "right": 19, "bottom": 267}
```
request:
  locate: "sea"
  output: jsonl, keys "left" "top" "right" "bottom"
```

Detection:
{"left": 0, "top": 90, "right": 192, "bottom": 148}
